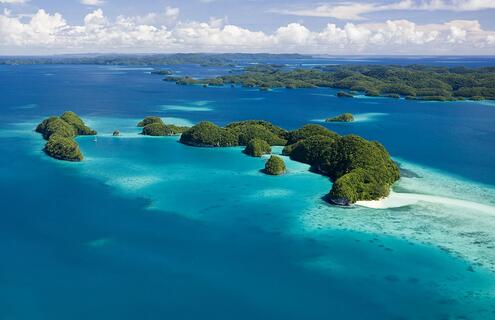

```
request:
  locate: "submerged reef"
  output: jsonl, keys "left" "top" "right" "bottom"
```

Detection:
{"left": 138, "top": 116, "right": 189, "bottom": 136}
{"left": 326, "top": 113, "right": 354, "bottom": 122}
{"left": 35, "top": 111, "right": 96, "bottom": 161}
{"left": 180, "top": 120, "right": 400, "bottom": 205}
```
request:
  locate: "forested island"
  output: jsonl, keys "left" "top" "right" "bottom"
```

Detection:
{"left": 167, "top": 64, "right": 495, "bottom": 101}
{"left": 264, "top": 156, "right": 286, "bottom": 175}
{"left": 138, "top": 116, "right": 189, "bottom": 136}
{"left": 0, "top": 53, "right": 309, "bottom": 67}
{"left": 326, "top": 113, "right": 354, "bottom": 122}
{"left": 35, "top": 112, "right": 96, "bottom": 161}
{"left": 179, "top": 120, "right": 399, "bottom": 205}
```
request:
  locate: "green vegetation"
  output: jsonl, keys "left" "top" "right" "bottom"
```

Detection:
{"left": 142, "top": 123, "right": 188, "bottom": 136}
{"left": 0, "top": 53, "right": 311, "bottom": 67}
{"left": 35, "top": 111, "right": 96, "bottom": 161}
{"left": 180, "top": 121, "right": 238, "bottom": 147}
{"left": 285, "top": 135, "right": 336, "bottom": 165}
{"left": 181, "top": 120, "right": 399, "bottom": 204}
{"left": 243, "top": 138, "right": 271, "bottom": 157}
{"left": 137, "top": 117, "right": 189, "bottom": 136}
{"left": 36, "top": 116, "right": 77, "bottom": 140}
{"left": 179, "top": 120, "right": 287, "bottom": 147}
{"left": 282, "top": 126, "right": 399, "bottom": 204}
{"left": 172, "top": 64, "right": 495, "bottom": 101}
{"left": 137, "top": 116, "right": 164, "bottom": 127}
{"left": 226, "top": 120, "right": 287, "bottom": 145}
{"left": 60, "top": 111, "right": 97, "bottom": 135}
{"left": 264, "top": 155, "right": 286, "bottom": 175}
{"left": 45, "top": 134, "right": 83, "bottom": 161}
{"left": 284, "top": 124, "right": 339, "bottom": 144}
{"left": 325, "top": 113, "right": 354, "bottom": 122}
{"left": 318, "top": 135, "right": 400, "bottom": 205}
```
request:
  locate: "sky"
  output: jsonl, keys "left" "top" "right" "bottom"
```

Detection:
{"left": 1, "top": 0, "right": 495, "bottom": 55}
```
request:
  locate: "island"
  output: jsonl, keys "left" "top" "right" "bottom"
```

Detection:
{"left": 0, "top": 53, "right": 311, "bottom": 67}
{"left": 264, "top": 155, "right": 286, "bottom": 175}
{"left": 337, "top": 91, "right": 353, "bottom": 98}
{"left": 243, "top": 138, "right": 271, "bottom": 157}
{"left": 35, "top": 111, "right": 96, "bottom": 161}
{"left": 166, "top": 64, "right": 495, "bottom": 101}
{"left": 179, "top": 120, "right": 286, "bottom": 147}
{"left": 325, "top": 113, "right": 354, "bottom": 122}
{"left": 151, "top": 70, "right": 173, "bottom": 76}
{"left": 179, "top": 120, "right": 400, "bottom": 205}
{"left": 137, "top": 116, "right": 189, "bottom": 136}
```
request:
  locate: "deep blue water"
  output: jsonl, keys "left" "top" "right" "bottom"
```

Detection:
{"left": 1, "top": 60, "right": 495, "bottom": 319}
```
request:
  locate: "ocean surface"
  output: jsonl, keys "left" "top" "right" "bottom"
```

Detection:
{"left": 1, "top": 57, "right": 495, "bottom": 319}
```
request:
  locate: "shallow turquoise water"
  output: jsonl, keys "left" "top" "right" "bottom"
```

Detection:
{"left": 1, "top": 63, "right": 495, "bottom": 319}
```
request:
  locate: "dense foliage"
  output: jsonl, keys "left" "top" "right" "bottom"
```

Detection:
{"left": 284, "top": 124, "right": 339, "bottom": 144}
{"left": 325, "top": 113, "right": 354, "bottom": 122}
{"left": 137, "top": 116, "right": 164, "bottom": 127}
{"left": 0, "top": 53, "right": 310, "bottom": 67}
{"left": 172, "top": 64, "right": 495, "bottom": 101}
{"left": 60, "top": 111, "right": 97, "bottom": 135}
{"left": 243, "top": 138, "right": 271, "bottom": 157}
{"left": 180, "top": 121, "right": 239, "bottom": 147}
{"left": 141, "top": 122, "right": 188, "bottom": 136}
{"left": 283, "top": 133, "right": 399, "bottom": 205}
{"left": 35, "top": 111, "right": 95, "bottom": 162}
{"left": 226, "top": 121, "right": 287, "bottom": 145}
{"left": 36, "top": 116, "right": 77, "bottom": 140}
{"left": 45, "top": 134, "right": 83, "bottom": 161}
{"left": 180, "top": 120, "right": 287, "bottom": 147}
{"left": 285, "top": 135, "right": 336, "bottom": 165}
{"left": 264, "top": 155, "right": 286, "bottom": 175}
{"left": 319, "top": 135, "right": 399, "bottom": 204}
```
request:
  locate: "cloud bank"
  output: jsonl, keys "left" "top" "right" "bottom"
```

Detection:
{"left": 0, "top": 8, "right": 494, "bottom": 54}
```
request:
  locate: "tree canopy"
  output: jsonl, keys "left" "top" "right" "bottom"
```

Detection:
{"left": 243, "top": 138, "right": 271, "bottom": 157}
{"left": 264, "top": 155, "right": 286, "bottom": 175}
{"left": 170, "top": 64, "right": 495, "bottom": 101}
{"left": 35, "top": 111, "right": 96, "bottom": 162}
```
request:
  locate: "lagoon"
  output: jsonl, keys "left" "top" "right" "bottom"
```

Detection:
{"left": 1, "top": 61, "right": 495, "bottom": 319}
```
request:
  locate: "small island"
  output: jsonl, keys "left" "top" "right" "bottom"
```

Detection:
{"left": 179, "top": 120, "right": 399, "bottom": 205}
{"left": 325, "top": 113, "right": 354, "bottom": 122}
{"left": 137, "top": 116, "right": 189, "bottom": 136}
{"left": 35, "top": 111, "right": 96, "bottom": 161}
{"left": 337, "top": 91, "right": 353, "bottom": 98}
{"left": 151, "top": 69, "right": 173, "bottom": 76}
{"left": 264, "top": 155, "right": 286, "bottom": 175}
{"left": 243, "top": 138, "right": 271, "bottom": 157}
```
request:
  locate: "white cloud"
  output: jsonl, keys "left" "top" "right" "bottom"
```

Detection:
{"left": 0, "top": 0, "right": 27, "bottom": 3}
{"left": 0, "top": 8, "right": 494, "bottom": 54}
{"left": 123, "top": 6, "right": 179, "bottom": 26}
{"left": 275, "top": 0, "right": 495, "bottom": 20}
{"left": 80, "top": 0, "right": 105, "bottom": 6}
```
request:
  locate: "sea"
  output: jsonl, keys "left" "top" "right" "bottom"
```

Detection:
{"left": 0, "top": 56, "right": 494, "bottom": 319}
